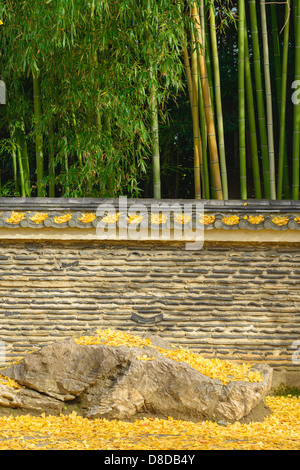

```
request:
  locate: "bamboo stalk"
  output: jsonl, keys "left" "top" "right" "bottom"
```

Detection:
{"left": 15, "top": 129, "right": 25, "bottom": 197}
{"left": 63, "top": 133, "right": 69, "bottom": 197}
{"left": 277, "top": 0, "right": 290, "bottom": 199}
{"left": 186, "top": 30, "right": 210, "bottom": 198}
{"left": 199, "top": 0, "right": 205, "bottom": 55}
{"left": 19, "top": 125, "right": 31, "bottom": 197}
{"left": 249, "top": 0, "right": 270, "bottom": 198}
{"left": 192, "top": 1, "right": 223, "bottom": 200}
{"left": 260, "top": 0, "right": 276, "bottom": 199}
{"left": 209, "top": 1, "right": 228, "bottom": 199}
{"left": 244, "top": 20, "right": 262, "bottom": 198}
{"left": 283, "top": 150, "right": 290, "bottom": 199}
{"left": 11, "top": 140, "right": 19, "bottom": 195}
{"left": 204, "top": 12, "right": 215, "bottom": 118}
{"left": 238, "top": 0, "right": 247, "bottom": 200}
{"left": 198, "top": 75, "right": 210, "bottom": 198}
{"left": 271, "top": 4, "right": 282, "bottom": 109}
{"left": 10, "top": 125, "right": 19, "bottom": 195}
{"left": 32, "top": 70, "right": 44, "bottom": 197}
{"left": 182, "top": 37, "right": 204, "bottom": 197}
{"left": 150, "top": 74, "right": 161, "bottom": 199}
{"left": 72, "top": 112, "right": 83, "bottom": 168}
{"left": 292, "top": 0, "right": 300, "bottom": 199}
{"left": 181, "top": 1, "right": 203, "bottom": 196}
{"left": 14, "top": 120, "right": 31, "bottom": 197}
{"left": 48, "top": 121, "right": 55, "bottom": 198}
{"left": 190, "top": 27, "right": 202, "bottom": 199}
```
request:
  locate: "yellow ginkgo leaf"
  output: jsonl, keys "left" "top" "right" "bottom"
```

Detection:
{"left": 101, "top": 213, "right": 120, "bottom": 224}
{"left": 222, "top": 215, "right": 240, "bottom": 226}
{"left": 126, "top": 214, "right": 143, "bottom": 224}
{"left": 74, "top": 329, "right": 262, "bottom": 385}
{"left": 53, "top": 214, "right": 72, "bottom": 224}
{"left": 272, "top": 215, "right": 289, "bottom": 226}
{"left": 30, "top": 212, "right": 49, "bottom": 224}
{"left": 77, "top": 213, "right": 96, "bottom": 223}
{"left": 199, "top": 215, "right": 215, "bottom": 225}
{"left": 5, "top": 211, "right": 25, "bottom": 224}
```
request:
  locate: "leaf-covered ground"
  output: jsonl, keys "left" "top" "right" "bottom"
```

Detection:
{"left": 1, "top": 329, "right": 299, "bottom": 450}
{"left": 0, "top": 395, "right": 298, "bottom": 450}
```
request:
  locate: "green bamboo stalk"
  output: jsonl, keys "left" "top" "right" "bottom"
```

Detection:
{"left": 249, "top": 0, "right": 270, "bottom": 198}
{"left": 271, "top": 4, "right": 282, "bottom": 109}
{"left": 277, "top": 0, "right": 290, "bottom": 199}
{"left": 204, "top": 11, "right": 215, "bottom": 119}
{"left": 244, "top": 21, "right": 262, "bottom": 198}
{"left": 12, "top": 143, "right": 19, "bottom": 195}
{"left": 150, "top": 75, "right": 161, "bottom": 199}
{"left": 182, "top": 36, "right": 205, "bottom": 197}
{"left": 192, "top": 2, "right": 223, "bottom": 200}
{"left": 32, "top": 70, "right": 44, "bottom": 197}
{"left": 292, "top": 0, "right": 300, "bottom": 199}
{"left": 48, "top": 122, "right": 55, "bottom": 198}
{"left": 209, "top": 1, "right": 228, "bottom": 199}
{"left": 198, "top": 75, "right": 210, "bottom": 199}
{"left": 199, "top": 0, "right": 205, "bottom": 55}
{"left": 190, "top": 27, "right": 202, "bottom": 199}
{"left": 260, "top": 0, "right": 276, "bottom": 199}
{"left": 72, "top": 112, "right": 83, "bottom": 168}
{"left": 271, "top": 2, "right": 290, "bottom": 199}
{"left": 186, "top": 30, "right": 209, "bottom": 197}
{"left": 86, "top": 109, "right": 94, "bottom": 194}
{"left": 10, "top": 126, "right": 19, "bottom": 195}
{"left": 15, "top": 120, "right": 31, "bottom": 197}
{"left": 19, "top": 127, "right": 31, "bottom": 197}
{"left": 15, "top": 129, "right": 25, "bottom": 197}
{"left": 204, "top": 12, "right": 215, "bottom": 199}
{"left": 238, "top": 0, "right": 247, "bottom": 200}
{"left": 95, "top": 104, "right": 102, "bottom": 132}
{"left": 63, "top": 134, "right": 69, "bottom": 197}
{"left": 283, "top": 150, "right": 290, "bottom": 199}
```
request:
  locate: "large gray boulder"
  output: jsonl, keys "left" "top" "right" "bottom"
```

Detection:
{"left": 1, "top": 334, "right": 273, "bottom": 423}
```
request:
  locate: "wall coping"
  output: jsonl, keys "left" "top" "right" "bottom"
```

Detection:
{"left": 0, "top": 197, "right": 300, "bottom": 243}
{"left": 1, "top": 196, "right": 300, "bottom": 211}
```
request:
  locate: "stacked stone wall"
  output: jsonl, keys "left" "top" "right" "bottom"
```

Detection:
{"left": 0, "top": 239, "right": 299, "bottom": 386}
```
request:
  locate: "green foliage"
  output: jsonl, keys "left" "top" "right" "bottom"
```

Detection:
{"left": 0, "top": 0, "right": 186, "bottom": 198}
{"left": 0, "top": 0, "right": 299, "bottom": 200}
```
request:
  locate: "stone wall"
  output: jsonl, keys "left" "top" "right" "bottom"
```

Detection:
{"left": 0, "top": 238, "right": 300, "bottom": 386}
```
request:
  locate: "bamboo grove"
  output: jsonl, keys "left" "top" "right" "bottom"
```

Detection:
{"left": 0, "top": 0, "right": 299, "bottom": 200}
